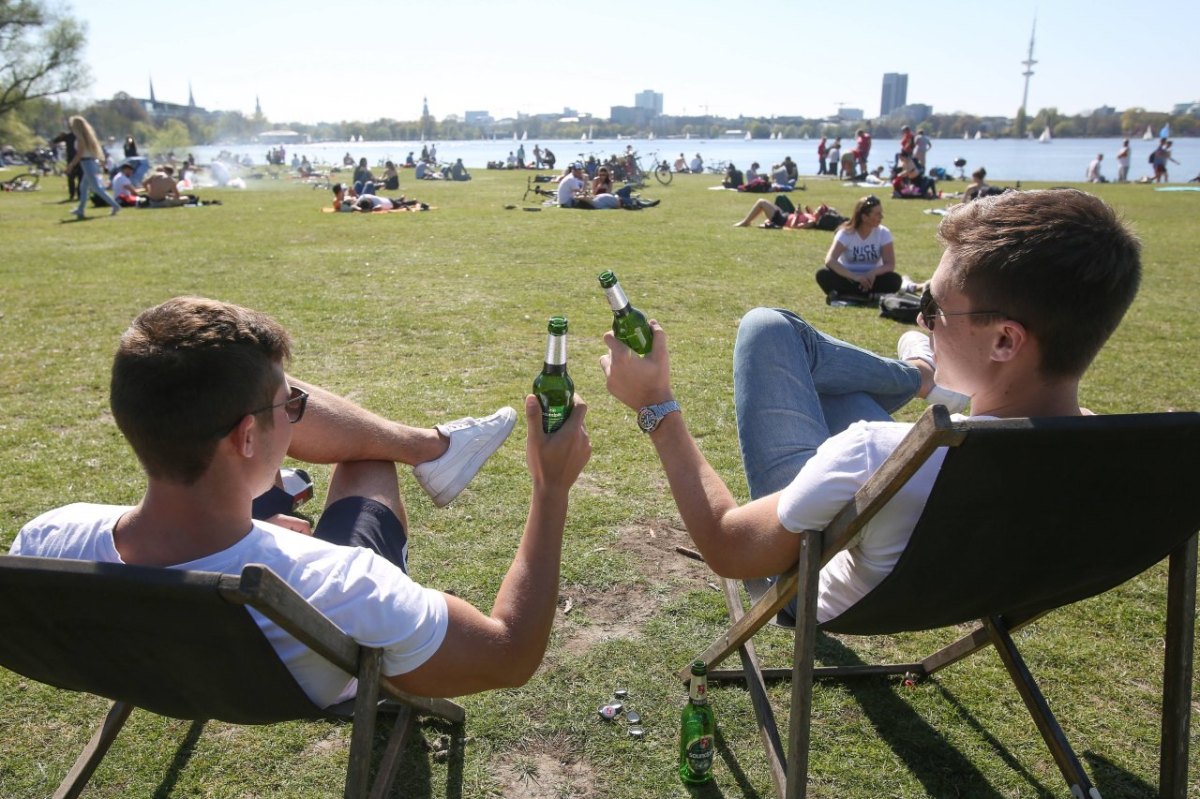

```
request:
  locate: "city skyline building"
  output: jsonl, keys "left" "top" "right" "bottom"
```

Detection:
{"left": 634, "top": 89, "right": 663, "bottom": 116}
{"left": 880, "top": 73, "right": 908, "bottom": 117}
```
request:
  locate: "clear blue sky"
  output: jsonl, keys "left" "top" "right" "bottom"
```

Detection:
{"left": 66, "top": 0, "right": 1198, "bottom": 126}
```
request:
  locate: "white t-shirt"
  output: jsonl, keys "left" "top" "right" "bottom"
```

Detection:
{"left": 834, "top": 225, "right": 893, "bottom": 275}
{"left": 557, "top": 175, "right": 584, "bottom": 207}
{"left": 12, "top": 503, "right": 449, "bottom": 708}
{"left": 776, "top": 417, "right": 984, "bottom": 622}
{"left": 111, "top": 172, "right": 136, "bottom": 197}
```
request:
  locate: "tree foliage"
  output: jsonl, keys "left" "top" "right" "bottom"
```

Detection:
{"left": 0, "top": 0, "right": 89, "bottom": 117}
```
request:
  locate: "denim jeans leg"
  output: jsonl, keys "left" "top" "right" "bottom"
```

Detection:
{"left": 78, "top": 158, "right": 118, "bottom": 213}
{"left": 734, "top": 307, "right": 920, "bottom": 499}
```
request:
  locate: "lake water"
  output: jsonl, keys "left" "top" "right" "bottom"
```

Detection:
{"left": 189, "top": 136, "right": 1195, "bottom": 184}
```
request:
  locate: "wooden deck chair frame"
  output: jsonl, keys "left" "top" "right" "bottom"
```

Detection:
{"left": 0, "top": 557, "right": 465, "bottom": 799}
{"left": 681, "top": 406, "right": 1200, "bottom": 799}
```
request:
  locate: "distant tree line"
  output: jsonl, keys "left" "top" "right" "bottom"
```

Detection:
{"left": 6, "top": 96, "right": 1195, "bottom": 155}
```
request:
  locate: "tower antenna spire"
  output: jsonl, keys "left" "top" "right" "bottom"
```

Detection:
{"left": 1020, "top": 16, "right": 1037, "bottom": 116}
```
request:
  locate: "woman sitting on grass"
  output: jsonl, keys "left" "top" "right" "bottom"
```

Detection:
{"left": 815, "top": 194, "right": 902, "bottom": 301}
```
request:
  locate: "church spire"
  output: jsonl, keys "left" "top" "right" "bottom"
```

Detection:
{"left": 255, "top": 94, "right": 262, "bottom": 117}
{"left": 188, "top": 81, "right": 195, "bottom": 107}
{"left": 149, "top": 75, "right": 156, "bottom": 103}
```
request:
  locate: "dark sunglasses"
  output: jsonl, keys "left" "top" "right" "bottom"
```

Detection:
{"left": 218, "top": 386, "right": 308, "bottom": 436}
{"left": 918, "top": 286, "right": 1002, "bottom": 331}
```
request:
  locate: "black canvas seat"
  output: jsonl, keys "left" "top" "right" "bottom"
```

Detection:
{"left": 0, "top": 557, "right": 465, "bottom": 799}
{"left": 685, "top": 407, "right": 1200, "bottom": 798}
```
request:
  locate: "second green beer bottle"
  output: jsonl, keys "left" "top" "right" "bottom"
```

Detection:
{"left": 533, "top": 316, "right": 574, "bottom": 433}
{"left": 679, "top": 659, "right": 716, "bottom": 784}
{"left": 598, "top": 270, "right": 652, "bottom": 355}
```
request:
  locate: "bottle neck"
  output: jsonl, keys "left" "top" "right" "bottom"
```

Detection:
{"left": 604, "top": 283, "right": 631, "bottom": 314}
{"left": 544, "top": 332, "right": 567, "bottom": 368}
{"left": 689, "top": 674, "right": 708, "bottom": 705}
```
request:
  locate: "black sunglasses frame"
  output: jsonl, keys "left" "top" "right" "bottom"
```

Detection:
{"left": 217, "top": 386, "right": 309, "bottom": 437}
{"left": 918, "top": 286, "right": 1005, "bottom": 331}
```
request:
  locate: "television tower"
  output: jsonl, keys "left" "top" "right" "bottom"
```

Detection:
{"left": 1020, "top": 17, "right": 1037, "bottom": 116}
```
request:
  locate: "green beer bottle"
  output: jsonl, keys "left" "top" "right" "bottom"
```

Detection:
{"left": 598, "top": 270, "right": 652, "bottom": 355}
{"left": 679, "top": 659, "right": 716, "bottom": 784}
{"left": 533, "top": 316, "right": 574, "bottom": 434}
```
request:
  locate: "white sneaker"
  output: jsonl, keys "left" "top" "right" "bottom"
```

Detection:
{"left": 413, "top": 407, "right": 517, "bottom": 507}
{"left": 897, "top": 331, "right": 970, "bottom": 414}
{"left": 899, "top": 275, "right": 923, "bottom": 295}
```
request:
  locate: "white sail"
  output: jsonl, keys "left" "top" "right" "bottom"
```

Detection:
{"left": 963, "top": 131, "right": 969, "bottom": 140}
{"left": 974, "top": 130, "right": 982, "bottom": 140}
{"left": 1143, "top": 125, "right": 1154, "bottom": 140}
{"left": 1039, "top": 127, "right": 1051, "bottom": 143}
{"left": 521, "top": 130, "right": 527, "bottom": 140}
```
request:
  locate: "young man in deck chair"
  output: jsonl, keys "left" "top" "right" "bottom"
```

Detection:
{"left": 12, "top": 297, "right": 591, "bottom": 703}
{"left": 600, "top": 189, "right": 1141, "bottom": 623}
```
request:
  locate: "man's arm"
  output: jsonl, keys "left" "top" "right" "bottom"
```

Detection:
{"left": 600, "top": 323, "right": 800, "bottom": 579}
{"left": 386, "top": 394, "right": 591, "bottom": 697}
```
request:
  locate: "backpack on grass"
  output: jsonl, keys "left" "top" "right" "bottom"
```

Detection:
{"left": 879, "top": 292, "right": 922, "bottom": 324}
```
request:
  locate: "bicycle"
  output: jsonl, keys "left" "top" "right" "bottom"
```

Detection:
{"left": 639, "top": 150, "right": 673, "bottom": 185}
{"left": 2, "top": 173, "right": 39, "bottom": 191}
{"left": 621, "top": 150, "right": 672, "bottom": 188}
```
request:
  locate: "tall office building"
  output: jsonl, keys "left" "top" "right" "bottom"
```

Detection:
{"left": 634, "top": 89, "right": 663, "bottom": 116}
{"left": 880, "top": 73, "right": 908, "bottom": 117}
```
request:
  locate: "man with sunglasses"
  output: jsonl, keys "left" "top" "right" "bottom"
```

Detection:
{"left": 602, "top": 189, "right": 1140, "bottom": 625}
{"left": 13, "top": 296, "right": 592, "bottom": 704}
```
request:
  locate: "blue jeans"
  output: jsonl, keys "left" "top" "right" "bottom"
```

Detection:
{"left": 354, "top": 180, "right": 376, "bottom": 197}
{"left": 76, "top": 158, "right": 119, "bottom": 215}
{"left": 733, "top": 308, "right": 920, "bottom": 500}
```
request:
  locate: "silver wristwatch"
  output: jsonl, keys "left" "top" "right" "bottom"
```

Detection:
{"left": 637, "top": 400, "right": 680, "bottom": 433}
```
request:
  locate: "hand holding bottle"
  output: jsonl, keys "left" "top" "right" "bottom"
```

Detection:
{"left": 600, "top": 319, "right": 673, "bottom": 412}
{"left": 523, "top": 393, "right": 590, "bottom": 497}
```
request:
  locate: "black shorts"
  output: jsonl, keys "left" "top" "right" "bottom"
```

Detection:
{"left": 770, "top": 209, "right": 788, "bottom": 228}
{"left": 252, "top": 489, "right": 409, "bottom": 573}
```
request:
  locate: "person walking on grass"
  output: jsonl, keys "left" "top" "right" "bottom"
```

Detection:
{"left": 65, "top": 115, "right": 120, "bottom": 219}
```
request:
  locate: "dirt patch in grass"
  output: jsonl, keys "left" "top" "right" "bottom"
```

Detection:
{"left": 558, "top": 519, "right": 713, "bottom": 656}
{"left": 493, "top": 737, "right": 597, "bottom": 799}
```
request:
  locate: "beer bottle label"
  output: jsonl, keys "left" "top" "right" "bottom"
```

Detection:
{"left": 543, "top": 405, "right": 567, "bottom": 433}
{"left": 684, "top": 734, "right": 714, "bottom": 774}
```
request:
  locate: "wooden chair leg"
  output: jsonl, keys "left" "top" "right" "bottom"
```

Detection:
{"left": 784, "top": 531, "right": 822, "bottom": 799}
{"left": 1160, "top": 533, "right": 1197, "bottom": 799}
{"left": 983, "top": 617, "right": 1095, "bottom": 798}
{"left": 53, "top": 701, "right": 134, "bottom": 799}
{"left": 345, "top": 648, "right": 383, "bottom": 799}
{"left": 720, "top": 578, "right": 787, "bottom": 798}
{"left": 368, "top": 705, "right": 415, "bottom": 799}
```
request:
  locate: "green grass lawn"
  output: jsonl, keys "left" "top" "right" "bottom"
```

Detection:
{"left": 1, "top": 165, "right": 1197, "bottom": 798}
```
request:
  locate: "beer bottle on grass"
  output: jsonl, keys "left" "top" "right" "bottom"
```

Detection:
{"left": 679, "top": 659, "right": 716, "bottom": 784}
{"left": 533, "top": 316, "right": 573, "bottom": 433}
{"left": 598, "top": 270, "right": 652, "bottom": 355}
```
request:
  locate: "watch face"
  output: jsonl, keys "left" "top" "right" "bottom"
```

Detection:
{"left": 637, "top": 406, "right": 657, "bottom": 431}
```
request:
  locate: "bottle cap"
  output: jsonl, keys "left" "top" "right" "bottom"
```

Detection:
{"left": 628, "top": 725, "right": 645, "bottom": 739}
{"left": 624, "top": 709, "right": 641, "bottom": 725}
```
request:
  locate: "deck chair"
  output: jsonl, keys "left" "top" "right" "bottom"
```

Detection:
{"left": 683, "top": 407, "right": 1200, "bottom": 799}
{"left": 0, "top": 557, "right": 465, "bottom": 799}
